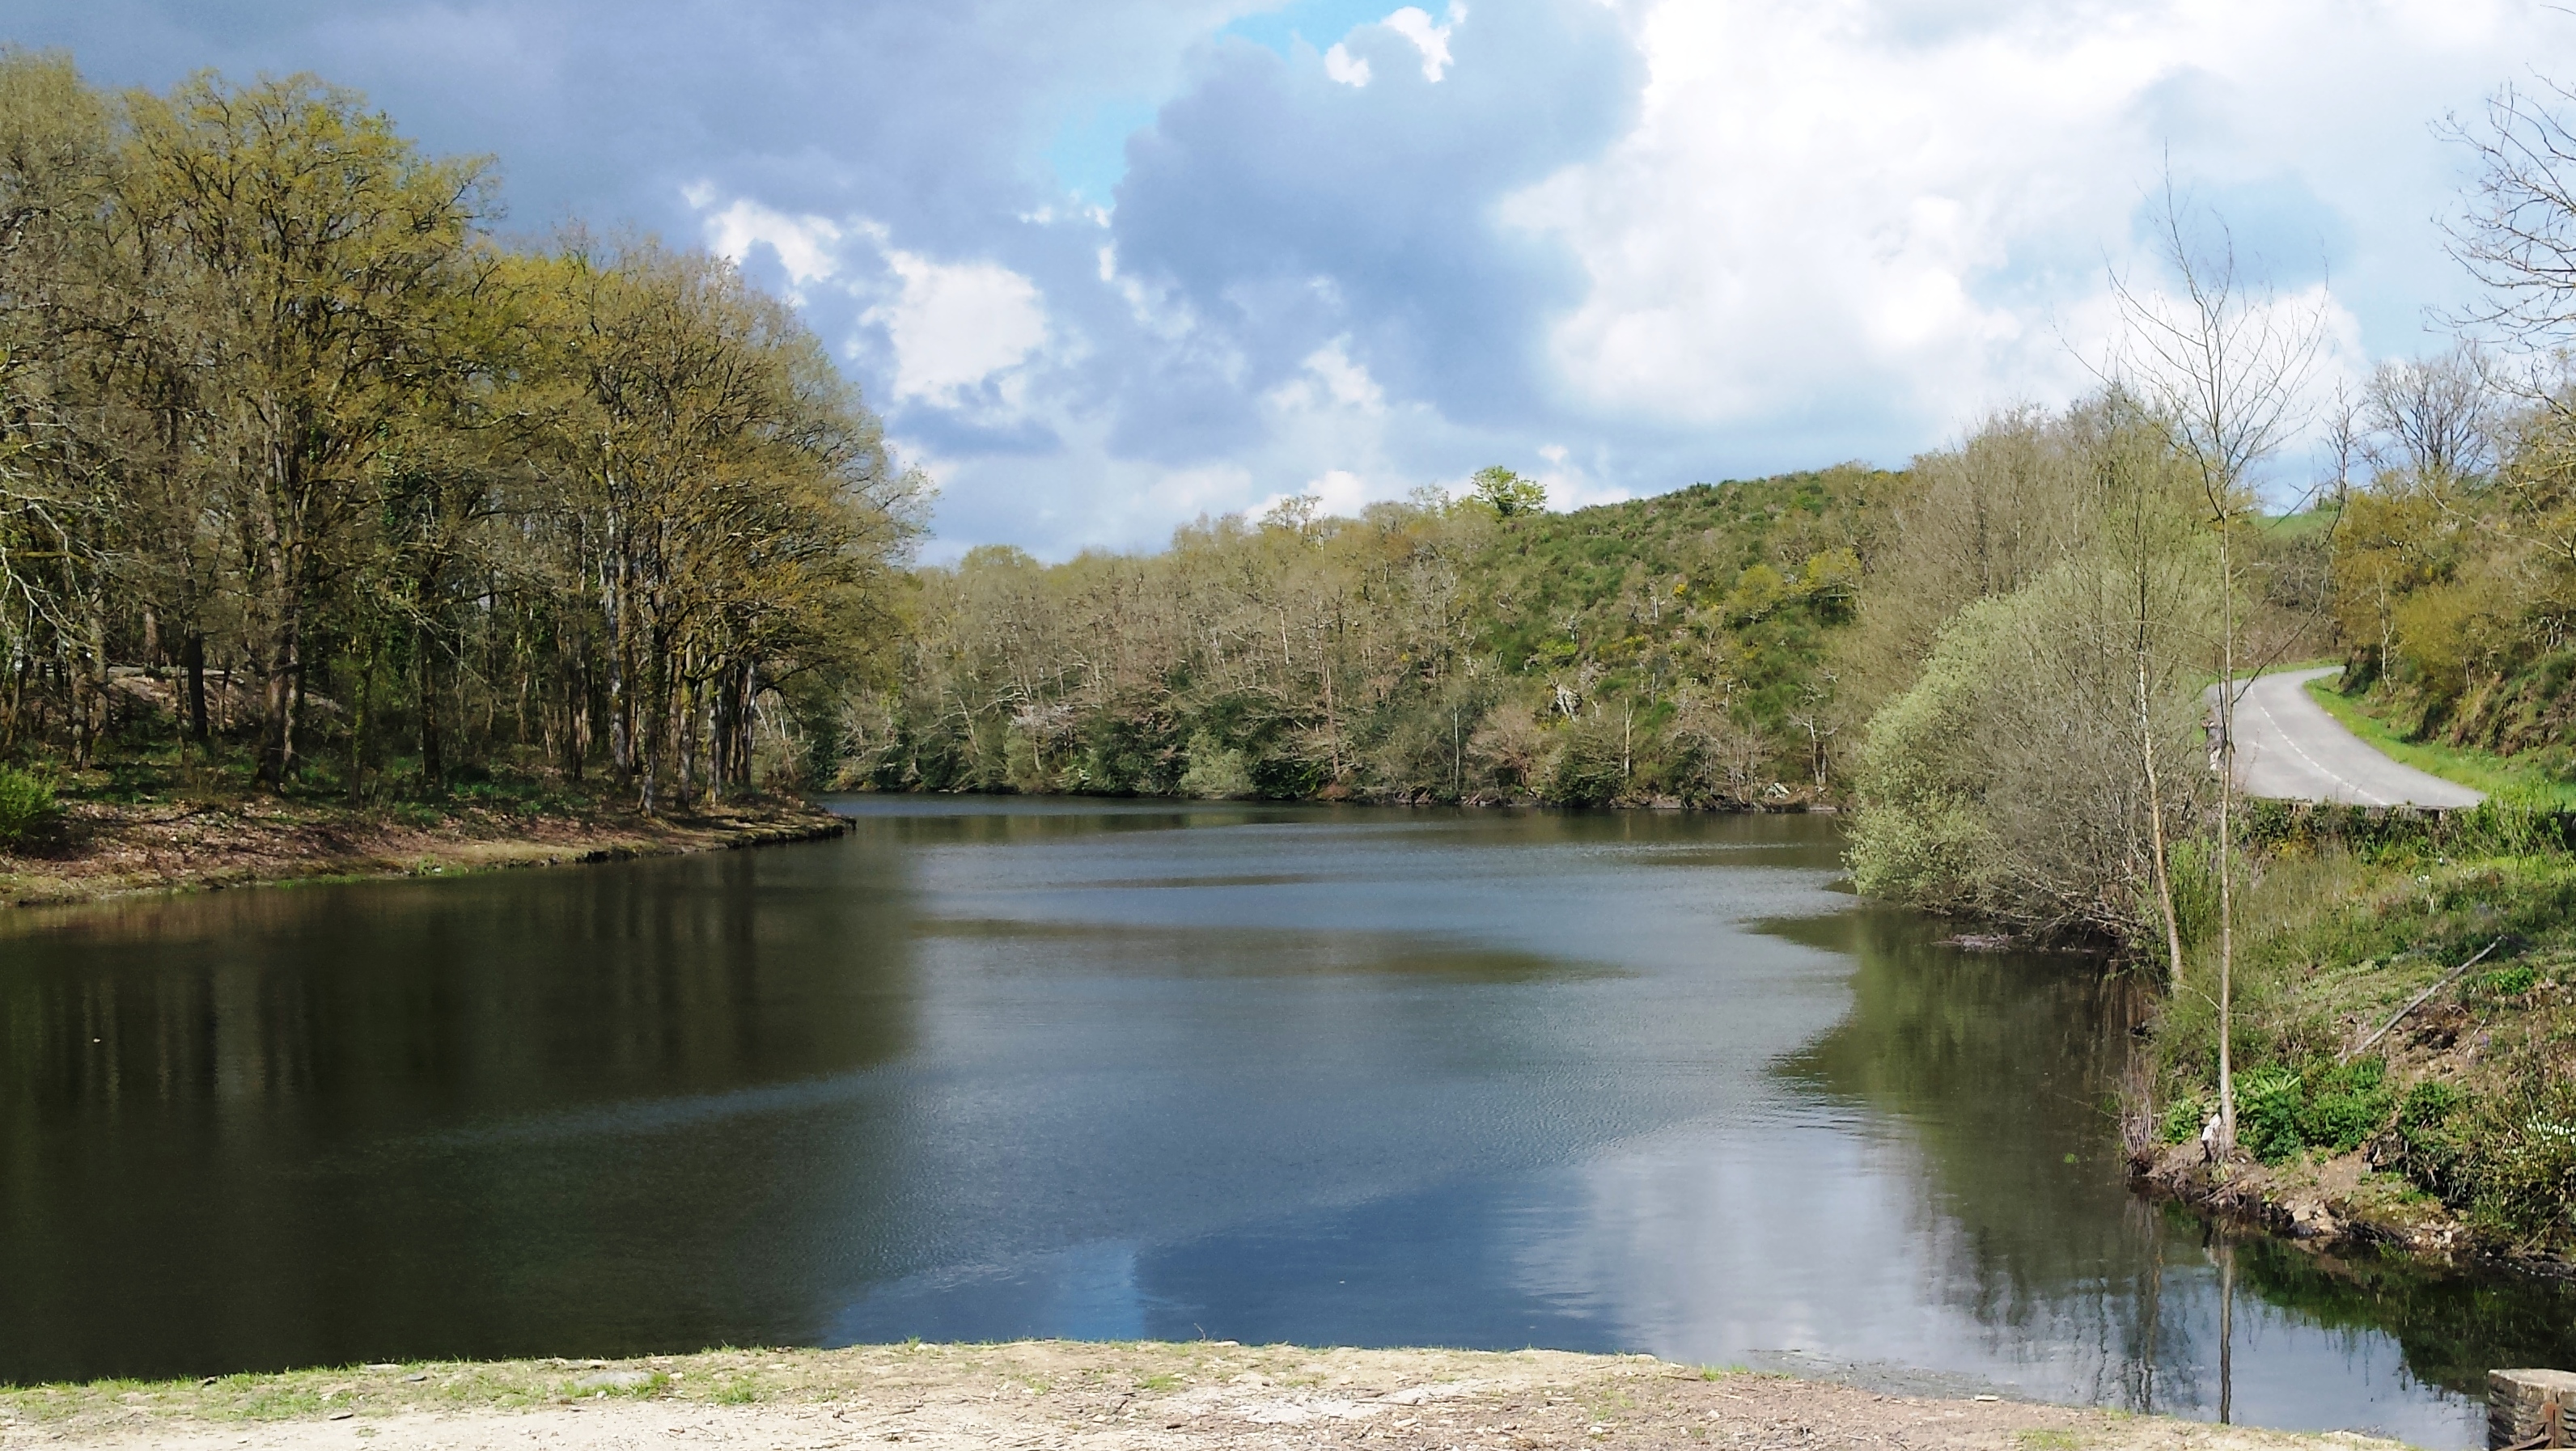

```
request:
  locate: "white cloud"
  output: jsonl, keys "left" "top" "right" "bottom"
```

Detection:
{"left": 1266, "top": 340, "right": 1388, "bottom": 414}
{"left": 1385, "top": 5, "right": 1462, "bottom": 83}
{"left": 696, "top": 196, "right": 845, "bottom": 298}
{"left": 868, "top": 251, "right": 1050, "bottom": 406}
{"left": 688, "top": 188, "right": 1050, "bottom": 411}
{"left": 1328, "top": 4, "right": 1465, "bottom": 87}
{"left": 1503, "top": 0, "right": 2571, "bottom": 457}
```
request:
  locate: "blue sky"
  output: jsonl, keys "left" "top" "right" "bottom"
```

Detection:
{"left": 13, "top": 0, "right": 2576, "bottom": 558}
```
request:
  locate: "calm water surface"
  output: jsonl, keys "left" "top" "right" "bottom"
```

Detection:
{"left": 5, "top": 799, "right": 2572, "bottom": 1444}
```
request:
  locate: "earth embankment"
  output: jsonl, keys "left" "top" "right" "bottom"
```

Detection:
{"left": 0, "top": 1342, "right": 2413, "bottom": 1451}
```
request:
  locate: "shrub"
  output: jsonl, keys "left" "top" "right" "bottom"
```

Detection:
{"left": 0, "top": 765, "right": 57, "bottom": 845}
{"left": 2237, "top": 1065, "right": 2311, "bottom": 1164}
{"left": 1176, "top": 732, "right": 1254, "bottom": 800}
{"left": 2159, "top": 1091, "right": 2212, "bottom": 1145}
{"left": 2392, "top": 1080, "right": 2468, "bottom": 1197}
{"left": 2300, "top": 1057, "right": 2393, "bottom": 1154}
{"left": 2477, "top": 964, "right": 2539, "bottom": 999}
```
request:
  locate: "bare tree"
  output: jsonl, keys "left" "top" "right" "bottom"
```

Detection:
{"left": 2113, "top": 178, "right": 2327, "bottom": 1156}
{"left": 2446, "top": 81, "right": 2576, "bottom": 350}
{"left": 2364, "top": 341, "right": 2496, "bottom": 485}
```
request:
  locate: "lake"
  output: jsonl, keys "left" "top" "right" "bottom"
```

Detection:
{"left": 3, "top": 797, "right": 2570, "bottom": 1445}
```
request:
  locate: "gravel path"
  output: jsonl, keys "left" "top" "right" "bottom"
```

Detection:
{"left": 2225, "top": 667, "right": 2481, "bottom": 808}
{"left": 0, "top": 1343, "right": 2413, "bottom": 1451}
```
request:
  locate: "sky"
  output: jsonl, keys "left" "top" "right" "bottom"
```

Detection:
{"left": 12, "top": 0, "right": 2576, "bottom": 560}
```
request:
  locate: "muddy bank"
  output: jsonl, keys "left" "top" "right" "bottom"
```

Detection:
{"left": 0, "top": 1341, "right": 2406, "bottom": 1451}
{"left": 0, "top": 793, "right": 847, "bottom": 907}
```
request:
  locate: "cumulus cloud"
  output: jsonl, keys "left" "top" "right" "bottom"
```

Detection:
{"left": 868, "top": 252, "right": 1050, "bottom": 407}
{"left": 24, "top": 0, "right": 2576, "bottom": 556}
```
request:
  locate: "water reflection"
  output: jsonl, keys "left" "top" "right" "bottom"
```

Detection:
{"left": 1, "top": 797, "right": 2569, "bottom": 1450}
{"left": 0, "top": 844, "right": 923, "bottom": 1381}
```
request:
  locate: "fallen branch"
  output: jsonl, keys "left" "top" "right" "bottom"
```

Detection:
{"left": 2341, "top": 937, "right": 2503, "bottom": 1064}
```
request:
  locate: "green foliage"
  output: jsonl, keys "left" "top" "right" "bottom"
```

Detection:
{"left": 1469, "top": 465, "right": 1548, "bottom": 517}
{"left": 2159, "top": 1089, "right": 2213, "bottom": 1144}
{"left": 1177, "top": 732, "right": 1254, "bottom": 799}
{"left": 2480, "top": 964, "right": 2540, "bottom": 999}
{"left": 2231, "top": 1058, "right": 2394, "bottom": 1165}
{"left": 2394, "top": 1070, "right": 2576, "bottom": 1250}
{"left": 866, "top": 467, "right": 1891, "bottom": 806}
{"left": 2236, "top": 1065, "right": 2311, "bottom": 1163}
{"left": 1845, "top": 396, "right": 2218, "bottom": 938}
{"left": 0, "top": 765, "right": 57, "bottom": 844}
{"left": 0, "top": 59, "right": 918, "bottom": 810}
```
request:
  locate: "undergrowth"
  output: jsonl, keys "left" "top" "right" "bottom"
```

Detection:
{"left": 2151, "top": 826, "right": 2576, "bottom": 1254}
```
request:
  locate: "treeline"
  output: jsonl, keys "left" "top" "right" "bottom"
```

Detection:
{"left": 0, "top": 53, "right": 917, "bottom": 810}
{"left": 2330, "top": 342, "right": 2576, "bottom": 767}
{"left": 846, "top": 467, "right": 1885, "bottom": 806}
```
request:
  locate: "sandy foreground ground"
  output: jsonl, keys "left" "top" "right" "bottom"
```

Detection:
{"left": 0, "top": 1343, "right": 2415, "bottom": 1451}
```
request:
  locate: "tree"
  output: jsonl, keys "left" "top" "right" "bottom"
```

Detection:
{"left": 122, "top": 72, "right": 490, "bottom": 786}
{"left": 1470, "top": 465, "right": 1546, "bottom": 518}
{"left": 2115, "top": 181, "right": 2326, "bottom": 1156}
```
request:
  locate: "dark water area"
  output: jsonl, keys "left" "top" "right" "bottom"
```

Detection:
{"left": 3, "top": 798, "right": 2571, "bottom": 1444}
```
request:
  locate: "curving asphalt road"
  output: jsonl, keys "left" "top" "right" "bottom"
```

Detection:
{"left": 2221, "top": 666, "right": 2483, "bottom": 808}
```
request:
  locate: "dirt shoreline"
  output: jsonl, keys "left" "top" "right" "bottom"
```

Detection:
{"left": 0, "top": 793, "right": 849, "bottom": 908}
{"left": 2129, "top": 1140, "right": 2574, "bottom": 1282}
{"left": 0, "top": 1341, "right": 2415, "bottom": 1451}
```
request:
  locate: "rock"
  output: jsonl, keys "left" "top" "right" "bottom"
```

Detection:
{"left": 2489, "top": 1369, "right": 2576, "bottom": 1449}
{"left": 574, "top": 1369, "right": 653, "bottom": 1390}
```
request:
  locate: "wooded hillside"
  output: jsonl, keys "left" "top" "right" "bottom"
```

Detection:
{"left": 845, "top": 467, "right": 1889, "bottom": 806}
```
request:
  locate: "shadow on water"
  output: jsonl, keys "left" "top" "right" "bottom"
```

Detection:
{"left": 1773, "top": 907, "right": 2576, "bottom": 1426}
{"left": 0, "top": 841, "right": 925, "bottom": 1382}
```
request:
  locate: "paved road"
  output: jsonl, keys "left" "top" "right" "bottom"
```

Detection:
{"left": 2224, "top": 666, "right": 2483, "bottom": 808}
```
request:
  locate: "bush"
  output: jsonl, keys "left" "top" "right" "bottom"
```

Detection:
{"left": 2302, "top": 1057, "right": 2394, "bottom": 1154}
{"left": 2238, "top": 1065, "right": 2311, "bottom": 1164}
{"left": 2159, "top": 1091, "right": 2212, "bottom": 1144}
{"left": 2392, "top": 1080, "right": 2468, "bottom": 1196}
{"left": 0, "top": 765, "right": 57, "bottom": 846}
{"left": 2231, "top": 1057, "right": 2396, "bottom": 1165}
{"left": 2477, "top": 964, "right": 2539, "bottom": 998}
{"left": 1176, "top": 732, "right": 1254, "bottom": 799}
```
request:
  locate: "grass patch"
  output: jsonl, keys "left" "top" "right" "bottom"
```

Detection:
{"left": 2305, "top": 675, "right": 2576, "bottom": 805}
{"left": 2016, "top": 1430, "right": 2083, "bottom": 1451}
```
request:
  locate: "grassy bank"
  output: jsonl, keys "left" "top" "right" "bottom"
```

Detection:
{"left": 2137, "top": 802, "right": 2576, "bottom": 1267}
{"left": 2303, "top": 674, "right": 2576, "bottom": 806}
{"left": 0, "top": 1341, "right": 2401, "bottom": 1451}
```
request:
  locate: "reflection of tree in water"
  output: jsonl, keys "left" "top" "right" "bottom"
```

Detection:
{"left": 0, "top": 837, "right": 924, "bottom": 1381}
{"left": 1770, "top": 907, "right": 2576, "bottom": 1414}
{"left": 2228, "top": 1230, "right": 2576, "bottom": 1400}
{"left": 1769, "top": 907, "right": 2184, "bottom": 1411}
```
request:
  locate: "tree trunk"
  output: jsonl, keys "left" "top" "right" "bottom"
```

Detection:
{"left": 419, "top": 636, "right": 444, "bottom": 796}
{"left": 2216, "top": 526, "right": 2238, "bottom": 1156}
{"left": 184, "top": 631, "right": 210, "bottom": 743}
{"left": 259, "top": 602, "right": 299, "bottom": 789}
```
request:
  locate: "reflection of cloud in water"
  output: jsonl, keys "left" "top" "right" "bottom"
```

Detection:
{"left": 1503, "top": 1117, "right": 2482, "bottom": 1447}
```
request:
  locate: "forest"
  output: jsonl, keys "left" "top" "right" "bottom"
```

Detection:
{"left": 846, "top": 465, "right": 1880, "bottom": 808}
{"left": 0, "top": 53, "right": 921, "bottom": 828}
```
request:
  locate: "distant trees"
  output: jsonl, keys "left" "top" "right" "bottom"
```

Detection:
{"left": 850, "top": 470, "right": 1887, "bottom": 806}
{"left": 0, "top": 52, "right": 918, "bottom": 807}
